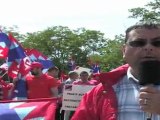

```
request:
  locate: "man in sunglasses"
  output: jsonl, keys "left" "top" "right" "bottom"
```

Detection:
{"left": 71, "top": 22, "right": 160, "bottom": 120}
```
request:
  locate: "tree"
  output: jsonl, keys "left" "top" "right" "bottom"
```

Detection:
{"left": 22, "top": 26, "right": 107, "bottom": 72}
{"left": 128, "top": 0, "right": 160, "bottom": 23}
{"left": 75, "top": 28, "right": 107, "bottom": 68}
{"left": 100, "top": 35, "right": 125, "bottom": 71}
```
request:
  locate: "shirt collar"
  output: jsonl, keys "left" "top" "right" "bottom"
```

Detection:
{"left": 127, "top": 67, "right": 139, "bottom": 83}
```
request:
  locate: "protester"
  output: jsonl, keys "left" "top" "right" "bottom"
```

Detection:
{"left": 26, "top": 62, "right": 58, "bottom": 99}
{"left": 47, "top": 66, "right": 59, "bottom": 79}
{"left": 47, "top": 66, "right": 64, "bottom": 120}
{"left": 63, "top": 71, "right": 79, "bottom": 120}
{"left": 89, "top": 73, "right": 100, "bottom": 85}
{"left": 73, "top": 71, "right": 95, "bottom": 85}
{"left": 65, "top": 71, "right": 79, "bottom": 84}
{"left": 72, "top": 22, "right": 160, "bottom": 120}
{"left": 67, "top": 57, "right": 76, "bottom": 71}
{"left": 64, "top": 71, "right": 95, "bottom": 120}
{"left": 0, "top": 77, "right": 14, "bottom": 100}
{"left": 0, "top": 67, "right": 14, "bottom": 100}
{"left": 47, "top": 66, "right": 63, "bottom": 95}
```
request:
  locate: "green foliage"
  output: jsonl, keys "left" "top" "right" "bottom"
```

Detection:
{"left": 0, "top": 25, "right": 126, "bottom": 73}
{"left": 128, "top": 0, "right": 160, "bottom": 23}
{"left": 100, "top": 35, "right": 125, "bottom": 72}
{"left": 22, "top": 26, "right": 109, "bottom": 72}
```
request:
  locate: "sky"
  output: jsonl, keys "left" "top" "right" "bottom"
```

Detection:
{"left": 1, "top": 0, "right": 150, "bottom": 38}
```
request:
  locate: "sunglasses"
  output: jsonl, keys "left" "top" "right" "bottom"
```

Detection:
{"left": 127, "top": 40, "right": 160, "bottom": 47}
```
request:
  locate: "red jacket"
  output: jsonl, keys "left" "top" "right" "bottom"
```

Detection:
{"left": 71, "top": 64, "right": 129, "bottom": 120}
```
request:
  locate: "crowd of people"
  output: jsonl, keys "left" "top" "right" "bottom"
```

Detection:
{"left": 0, "top": 60, "right": 100, "bottom": 119}
{"left": 1, "top": 22, "right": 160, "bottom": 120}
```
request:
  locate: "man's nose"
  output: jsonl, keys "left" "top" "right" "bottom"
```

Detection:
{"left": 143, "top": 43, "right": 153, "bottom": 51}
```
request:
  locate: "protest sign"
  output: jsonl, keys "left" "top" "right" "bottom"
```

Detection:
{"left": 62, "top": 85, "right": 95, "bottom": 111}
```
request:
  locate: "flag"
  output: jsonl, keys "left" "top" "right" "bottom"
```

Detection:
{"left": 7, "top": 33, "right": 31, "bottom": 77}
{"left": 25, "top": 48, "right": 54, "bottom": 73}
{"left": 7, "top": 61, "right": 18, "bottom": 79}
{"left": 7, "top": 33, "right": 31, "bottom": 99}
{"left": 0, "top": 63, "right": 8, "bottom": 71}
{"left": 0, "top": 98, "right": 58, "bottom": 120}
{"left": 91, "top": 63, "right": 100, "bottom": 74}
{"left": 0, "top": 32, "right": 11, "bottom": 59}
{"left": 8, "top": 33, "right": 26, "bottom": 62}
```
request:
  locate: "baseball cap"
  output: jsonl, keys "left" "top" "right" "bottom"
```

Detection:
{"left": 31, "top": 62, "right": 43, "bottom": 69}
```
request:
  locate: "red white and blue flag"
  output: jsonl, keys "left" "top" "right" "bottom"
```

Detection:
{"left": 25, "top": 48, "right": 54, "bottom": 73}
{"left": 7, "top": 33, "right": 31, "bottom": 78}
{"left": 7, "top": 33, "right": 31, "bottom": 99}
{"left": 0, "top": 98, "right": 58, "bottom": 120}
{"left": 0, "top": 32, "right": 11, "bottom": 59}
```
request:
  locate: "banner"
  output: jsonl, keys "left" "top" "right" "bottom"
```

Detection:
{"left": 62, "top": 85, "right": 95, "bottom": 111}
{"left": 0, "top": 98, "right": 58, "bottom": 120}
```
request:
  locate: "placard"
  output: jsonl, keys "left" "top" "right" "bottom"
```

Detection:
{"left": 62, "top": 85, "right": 95, "bottom": 111}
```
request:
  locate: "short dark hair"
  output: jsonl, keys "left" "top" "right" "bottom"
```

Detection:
{"left": 80, "top": 71, "right": 89, "bottom": 76}
{"left": 68, "top": 71, "right": 78, "bottom": 77}
{"left": 48, "top": 66, "right": 59, "bottom": 72}
{"left": 125, "top": 22, "right": 160, "bottom": 43}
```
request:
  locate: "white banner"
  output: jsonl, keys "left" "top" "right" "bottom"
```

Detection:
{"left": 62, "top": 84, "right": 95, "bottom": 111}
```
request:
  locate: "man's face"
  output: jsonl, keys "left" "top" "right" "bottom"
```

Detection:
{"left": 48, "top": 70, "right": 59, "bottom": 78}
{"left": 123, "top": 28, "right": 160, "bottom": 74}
{"left": 72, "top": 73, "right": 78, "bottom": 80}
{"left": 31, "top": 67, "right": 41, "bottom": 76}
{"left": 80, "top": 73, "right": 89, "bottom": 82}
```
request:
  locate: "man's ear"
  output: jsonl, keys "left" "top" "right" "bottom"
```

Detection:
{"left": 122, "top": 44, "right": 126, "bottom": 59}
